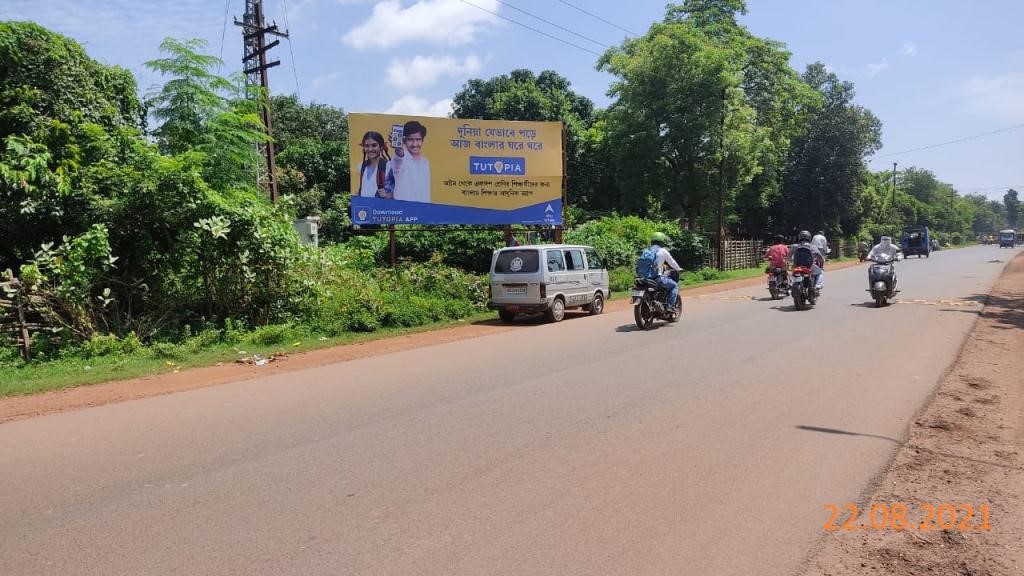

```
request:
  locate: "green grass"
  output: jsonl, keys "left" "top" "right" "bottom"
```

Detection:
{"left": 0, "top": 265, "right": 783, "bottom": 398}
{"left": 0, "top": 310, "right": 496, "bottom": 399}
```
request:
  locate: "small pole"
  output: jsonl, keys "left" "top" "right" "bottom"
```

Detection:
{"left": 556, "top": 123, "right": 567, "bottom": 244}
{"left": 388, "top": 225, "right": 397, "bottom": 267}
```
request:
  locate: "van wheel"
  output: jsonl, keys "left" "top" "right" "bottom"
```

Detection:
{"left": 588, "top": 293, "right": 605, "bottom": 315}
{"left": 546, "top": 297, "right": 566, "bottom": 323}
{"left": 498, "top": 309, "right": 516, "bottom": 323}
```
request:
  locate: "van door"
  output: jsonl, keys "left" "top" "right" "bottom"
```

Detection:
{"left": 584, "top": 248, "right": 608, "bottom": 295}
{"left": 545, "top": 249, "right": 570, "bottom": 302}
{"left": 561, "top": 248, "right": 590, "bottom": 307}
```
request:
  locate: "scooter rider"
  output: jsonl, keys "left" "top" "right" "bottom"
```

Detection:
{"left": 867, "top": 235, "right": 901, "bottom": 261}
{"left": 791, "top": 230, "right": 825, "bottom": 292}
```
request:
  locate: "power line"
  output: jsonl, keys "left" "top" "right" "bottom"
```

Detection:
{"left": 280, "top": 0, "right": 302, "bottom": 99}
{"left": 492, "top": 0, "right": 612, "bottom": 49}
{"left": 457, "top": 0, "right": 603, "bottom": 57}
{"left": 219, "top": 0, "right": 232, "bottom": 68}
{"left": 871, "top": 122, "right": 1024, "bottom": 160}
{"left": 555, "top": 0, "right": 639, "bottom": 37}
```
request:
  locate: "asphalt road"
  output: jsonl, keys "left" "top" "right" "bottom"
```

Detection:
{"left": 0, "top": 245, "right": 1017, "bottom": 576}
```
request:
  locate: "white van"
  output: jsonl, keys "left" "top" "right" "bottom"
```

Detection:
{"left": 488, "top": 244, "right": 610, "bottom": 323}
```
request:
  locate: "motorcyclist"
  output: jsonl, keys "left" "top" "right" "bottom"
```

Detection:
{"left": 764, "top": 235, "right": 789, "bottom": 278}
{"left": 857, "top": 240, "right": 869, "bottom": 261}
{"left": 811, "top": 230, "right": 830, "bottom": 263}
{"left": 790, "top": 230, "right": 825, "bottom": 292}
{"left": 867, "top": 235, "right": 901, "bottom": 261}
{"left": 641, "top": 232, "right": 682, "bottom": 308}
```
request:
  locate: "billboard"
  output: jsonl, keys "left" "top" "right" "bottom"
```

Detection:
{"left": 349, "top": 113, "right": 563, "bottom": 226}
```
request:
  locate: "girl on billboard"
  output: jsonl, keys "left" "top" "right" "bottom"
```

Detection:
{"left": 357, "top": 131, "right": 395, "bottom": 199}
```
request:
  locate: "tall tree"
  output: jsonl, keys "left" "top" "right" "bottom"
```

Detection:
{"left": 144, "top": 38, "right": 267, "bottom": 189}
{"left": 776, "top": 62, "right": 881, "bottom": 235}
{"left": 1004, "top": 188, "right": 1020, "bottom": 229}
{"left": 598, "top": 0, "right": 813, "bottom": 231}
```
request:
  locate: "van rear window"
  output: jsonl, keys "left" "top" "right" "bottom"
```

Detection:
{"left": 494, "top": 250, "right": 540, "bottom": 273}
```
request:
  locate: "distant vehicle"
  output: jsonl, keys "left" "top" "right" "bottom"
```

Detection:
{"left": 900, "top": 226, "right": 930, "bottom": 258}
{"left": 998, "top": 229, "right": 1016, "bottom": 248}
{"left": 488, "top": 244, "right": 609, "bottom": 323}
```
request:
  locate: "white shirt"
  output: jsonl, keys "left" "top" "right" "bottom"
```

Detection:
{"left": 811, "top": 234, "right": 829, "bottom": 256}
{"left": 654, "top": 246, "right": 682, "bottom": 273}
{"left": 867, "top": 239, "right": 900, "bottom": 261}
{"left": 359, "top": 164, "right": 380, "bottom": 197}
{"left": 392, "top": 154, "right": 431, "bottom": 203}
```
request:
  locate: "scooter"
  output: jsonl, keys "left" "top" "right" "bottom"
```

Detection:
{"left": 631, "top": 270, "right": 682, "bottom": 329}
{"left": 867, "top": 255, "right": 898, "bottom": 307}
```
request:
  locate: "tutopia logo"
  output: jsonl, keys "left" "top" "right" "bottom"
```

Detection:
{"left": 469, "top": 156, "right": 526, "bottom": 175}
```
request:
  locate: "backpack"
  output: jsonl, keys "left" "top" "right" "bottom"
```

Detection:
{"left": 792, "top": 244, "right": 814, "bottom": 268}
{"left": 360, "top": 158, "right": 388, "bottom": 196}
{"left": 635, "top": 245, "right": 659, "bottom": 278}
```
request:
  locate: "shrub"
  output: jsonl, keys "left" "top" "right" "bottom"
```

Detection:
{"left": 80, "top": 332, "right": 142, "bottom": 358}
{"left": 565, "top": 214, "right": 708, "bottom": 270}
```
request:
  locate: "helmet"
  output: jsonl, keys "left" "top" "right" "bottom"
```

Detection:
{"left": 650, "top": 232, "right": 671, "bottom": 247}
{"left": 798, "top": 230, "right": 812, "bottom": 242}
{"left": 817, "top": 230, "right": 825, "bottom": 236}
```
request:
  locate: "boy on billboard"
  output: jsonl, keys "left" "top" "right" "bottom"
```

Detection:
{"left": 391, "top": 120, "right": 431, "bottom": 203}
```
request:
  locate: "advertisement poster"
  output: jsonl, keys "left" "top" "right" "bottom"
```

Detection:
{"left": 349, "top": 113, "right": 564, "bottom": 225}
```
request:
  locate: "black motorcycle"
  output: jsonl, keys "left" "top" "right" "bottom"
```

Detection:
{"left": 766, "top": 266, "right": 789, "bottom": 300}
{"left": 790, "top": 265, "right": 818, "bottom": 310}
{"left": 631, "top": 270, "right": 682, "bottom": 329}
{"left": 867, "top": 255, "right": 898, "bottom": 307}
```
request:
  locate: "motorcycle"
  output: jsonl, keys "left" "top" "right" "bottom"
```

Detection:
{"left": 766, "top": 266, "right": 789, "bottom": 300}
{"left": 857, "top": 248, "right": 868, "bottom": 262}
{"left": 790, "top": 265, "right": 818, "bottom": 310}
{"left": 867, "top": 255, "right": 898, "bottom": 307}
{"left": 631, "top": 269, "right": 682, "bottom": 330}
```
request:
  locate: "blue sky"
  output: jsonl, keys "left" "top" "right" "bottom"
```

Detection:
{"left": 3, "top": 0, "right": 1022, "bottom": 200}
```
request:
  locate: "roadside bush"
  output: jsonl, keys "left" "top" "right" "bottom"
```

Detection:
{"left": 565, "top": 214, "right": 709, "bottom": 270}
{"left": 80, "top": 332, "right": 142, "bottom": 358}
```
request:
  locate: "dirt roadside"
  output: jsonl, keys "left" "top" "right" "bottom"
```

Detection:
{"left": 804, "top": 252, "right": 1024, "bottom": 576}
{"left": 0, "top": 259, "right": 861, "bottom": 424}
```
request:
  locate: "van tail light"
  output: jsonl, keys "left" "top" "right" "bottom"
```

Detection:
{"left": 540, "top": 283, "right": 547, "bottom": 298}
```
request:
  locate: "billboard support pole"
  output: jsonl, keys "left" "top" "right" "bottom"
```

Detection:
{"left": 556, "top": 123, "right": 567, "bottom": 243}
{"left": 388, "top": 225, "right": 397, "bottom": 267}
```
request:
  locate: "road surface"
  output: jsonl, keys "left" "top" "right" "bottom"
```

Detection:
{"left": 0, "top": 245, "right": 1017, "bottom": 576}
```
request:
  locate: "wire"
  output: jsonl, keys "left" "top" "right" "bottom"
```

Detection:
{"left": 555, "top": 0, "right": 639, "bottom": 37}
{"left": 871, "top": 122, "right": 1024, "bottom": 160}
{"left": 219, "top": 0, "right": 232, "bottom": 69}
{"left": 492, "top": 0, "right": 612, "bottom": 49}
{"left": 280, "top": 0, "right": 302, "bottom": 99}
{"left": 457, "top": 0, "right": 603, "bottom": 57}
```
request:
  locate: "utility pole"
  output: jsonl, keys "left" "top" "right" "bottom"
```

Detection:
{"left": 716, "top": 88, "right": 727, "bottom": 271}
{"left": 891, "top": 161, "right": 898, "bottom": 235}
{"left": 235, "top": 0, "right": 288, "bottom": 203}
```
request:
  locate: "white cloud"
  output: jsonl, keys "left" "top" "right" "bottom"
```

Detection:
{"left": 966, "top": 73, "right": 1024, "bottom": 122}
{"left": 337, "top": 0, "right": 373, "bottom": 4}
{"left": 385, "top": 95, "right": 454, "bottom": 117}
{"left": 901, "top": 41, "right": 918, "bottom": 57}
{"left": 386, "top": 54, "right": 482, "bottom": 90}
{"left": 343, "top": 0, "right": 500, "bottom": 50}
{"left": 310, "top": 72, "right": 340, "bottom": 91}
{"left": 864, "top": 58, "right": 889, "bottom": 78}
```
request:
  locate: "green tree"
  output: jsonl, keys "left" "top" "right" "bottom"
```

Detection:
{"left": 0, "top": 22, "right": 143, "bottom": 270}
{"left": 776, "top": 63, "right": 881, "bottom": 236}
{"left": 269, "top": 95, "right": 350, "bottom": 238}
{"left": 144, "top": 38, "right": 267, "bottom": 189}
{"left": 598, "top": 0, "right": 813, "bottom": 233}
{"left": 1004, "top": 189, "right": 1020, "bottom": 229}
